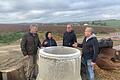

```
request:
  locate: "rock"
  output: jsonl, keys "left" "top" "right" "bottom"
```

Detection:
{"left": 96, "top": 48, "right": 120, "bottom": 70}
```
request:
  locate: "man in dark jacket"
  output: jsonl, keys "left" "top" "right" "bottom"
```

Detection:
{"left": 21, "top": 24, "right": 41, "bottom": 80}
{"left": 63, "top": 24, "right": 77, "bottom": 47}
{"left": 73, "top": 27, "right": 99, "bottom": 80}
{"left": 79, "top": 28, "right": 99, "bottom": 63}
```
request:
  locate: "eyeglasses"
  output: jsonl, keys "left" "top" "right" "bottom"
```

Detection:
{"left": 67, "top": 27, "right": 71, "bottom": 28}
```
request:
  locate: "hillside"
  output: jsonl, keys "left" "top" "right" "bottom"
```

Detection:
{"left": 89, "top": 19, "right": 120, "bottom": 28}
{"left": 0, "top": 23, "right": 119, "bottom": 33}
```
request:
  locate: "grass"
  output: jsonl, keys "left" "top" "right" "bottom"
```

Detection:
{"left": 90, "top": 19, "right": 120, "bottom": 28}
{"left": 103, "top": 20, "right": 120, "bottom": 27}
{"left": 0, "top": 31, "right": 63, "bottom": 45}
{"left": 0, "top": 32, "right": 24, "bottom": 44}
{"left": 0, "top": 28, "right": 119, "bottom": 45}
{"left": 38, "top": 31, "right": 63, "bottom": 42}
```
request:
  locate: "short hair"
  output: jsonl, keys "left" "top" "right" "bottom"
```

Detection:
{"left": 29, "top": 24, "right": 38, "bottom": 31}
{"left": 67, "top": 24, "right": 73, "bottom": 27}
{"left": 85, "top": 27, "right": 94, "bottom": 33}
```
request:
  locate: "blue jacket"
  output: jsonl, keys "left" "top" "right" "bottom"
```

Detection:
{"left": 63, "top": 30, "right": 77, "bottom": 47}
{"left": 42, "top": 39, "right": 57, "bottom": 47}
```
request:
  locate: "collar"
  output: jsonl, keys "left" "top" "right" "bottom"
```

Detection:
{"left": 86, "top": 34, "right": 96, "bottom": 42}
{"left": 29, "top": 32, "right": 37, "bottom": 37}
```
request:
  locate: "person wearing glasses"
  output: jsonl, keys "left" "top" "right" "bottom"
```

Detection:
{"left": 63, "top": 24, "right": 77, "bottom": 47}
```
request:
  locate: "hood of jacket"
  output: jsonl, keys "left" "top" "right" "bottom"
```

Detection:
{"left": 86, "top": 33, "right": 96, "bottom": 42}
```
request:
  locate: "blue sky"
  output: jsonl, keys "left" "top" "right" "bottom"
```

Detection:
{"left": 0, "top": 0, "right": 120, "bottom": 23}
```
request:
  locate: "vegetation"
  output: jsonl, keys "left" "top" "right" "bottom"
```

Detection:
{"left": 0, "top": 26, "right": 120, "bottom": 80}
{"left": 0, "top": 20, "right": 119, "bottom": 45}
{"left": 89, "top": 19, "right": 120, "bottom": 28}
{"left": 38, "top": 31, "right": 63, "bottom": 42}
{"left": 0, "top": 31, "right": 63, "bottom": 45}
{"left": 0, "top": 32, "right": 24, "bottom": 44}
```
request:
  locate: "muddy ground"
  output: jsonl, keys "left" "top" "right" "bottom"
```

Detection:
{"left": 0, "top": 34, "right": 120, "bottom": 80}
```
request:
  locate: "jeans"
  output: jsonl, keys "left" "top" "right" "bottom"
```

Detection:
{"left": 87, "top": 60, "right": 94, "bottom": 80}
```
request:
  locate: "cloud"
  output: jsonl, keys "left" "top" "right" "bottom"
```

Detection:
{"left": 17, "top": 10, "right": 46, "bottom": 20}
{"left": 0, "top": 0, "right": 120, "bottom": 23}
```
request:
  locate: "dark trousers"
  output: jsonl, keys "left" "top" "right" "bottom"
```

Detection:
{"left": 26, "top": 55, "right": 38, "bottom": 80}
{"left": 81, "top": 61, "right": 88, "bottom": 80}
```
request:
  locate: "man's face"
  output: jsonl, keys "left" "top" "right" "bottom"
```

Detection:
{"left": 66, "top": 25, "right": 72, "bottom": 32}
{"left": 84, "top": 29, "right": 91, "bottom": 37}
{"left": 30, "top": 27, "right": 38, "bottom": 33}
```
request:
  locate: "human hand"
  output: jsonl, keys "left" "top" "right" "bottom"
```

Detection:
{"left": 91, "top": 62, "right": 96, "bottom": 66}
{"left": 44, "top": 41, "right": 48, "bottom": 45}
{"left": 72, "top": 43, "right": 78, "bottom": 47}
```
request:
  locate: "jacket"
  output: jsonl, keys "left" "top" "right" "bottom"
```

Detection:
{"left": 21, "top": 32, "right": 41, "bottom": 56}
{"left": 63, "top": 30, "right": 77, "bottom": 47}
{"left": 78, "top": 34, "right": 99, "bottom": 63}
{"left": 42, "top": 39, "right": 57, "bottom": 47}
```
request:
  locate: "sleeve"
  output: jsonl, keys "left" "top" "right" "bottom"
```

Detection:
{"left": 78, "top": 43, "right": 83, "bottom": 48}
{"left": 36, "top": 34, "right": 41, "bottom": 48}
{"left": 63, "top": 33, "right": 66, "bottom": 46}
{"left": 92, "top": 38, "right": 99, "bottom": 63}
{"left": 38, "top": 38, "right": 41, "bottom": 48}
{"left": 69, "top": 32, "right": 77, "bottom": 47}
{"left": 73, "top": 33, "right": 77, "bottom": 43}
{"left": 53, "top": 39, "right": 57, "bottom": 46}
{"left": 21, "top": 35, "right": 28, "bottom": 56}
{"left": 77, "top": 37, "right": 85, "bottom": 48}
{"left": 42, "top": 40, "right": 48, "bottom": 47}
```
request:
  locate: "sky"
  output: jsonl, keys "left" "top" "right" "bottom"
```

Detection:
{"left": 0, "top": 0, "right": 120, "bottom": 23}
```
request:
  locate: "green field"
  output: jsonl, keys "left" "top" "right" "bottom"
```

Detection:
{"left": 89, "top": 19, "right": 120, "bottom": 28}
{"left": 101, "top": 20, "right": 120, "bottom": 27}
{"left": 0, "top": 32, "right": 24, "bottom": 44}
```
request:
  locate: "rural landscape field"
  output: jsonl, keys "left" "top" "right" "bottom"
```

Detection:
{"left": 0, "top": 19, "right": 120, "bottom": 80}
{"left": 0, "top": 0, "right": 120, "bottom": 80}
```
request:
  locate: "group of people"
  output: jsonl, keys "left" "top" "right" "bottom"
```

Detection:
{"left": 21, "top": 24, "right": 99, "bottom": 80}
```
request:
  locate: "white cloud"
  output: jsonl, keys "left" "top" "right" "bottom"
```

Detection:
{"left": 17, "top": 10, "right": 46, "bottom": 20}
{"left": 52, "top": 10, "right": 83, "bottom": 17}
{"left": 0, "top": 0, "right": 120, "bottom": 23}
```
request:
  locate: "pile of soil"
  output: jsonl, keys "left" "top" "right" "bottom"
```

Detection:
{"left": 95, "top": 65, "right": 120, "bottom": 80}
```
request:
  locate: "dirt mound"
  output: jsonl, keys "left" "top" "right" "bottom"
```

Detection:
{"left": 95, "top": 65, "right": 120, "bottom": 80}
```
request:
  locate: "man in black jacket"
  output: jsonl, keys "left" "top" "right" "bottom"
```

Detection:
{"left": 73, "top": 27, "right": 99, "bottom": 80}
{"left": 63, "top": 24, "right": 77, "bottom": 47}
{"left": 21, "top": 24, "right": 41, "bottom": 80}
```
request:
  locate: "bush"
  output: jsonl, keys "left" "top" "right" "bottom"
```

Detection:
{"left": 0, "top": 32, "right": 24, "bottom": 44}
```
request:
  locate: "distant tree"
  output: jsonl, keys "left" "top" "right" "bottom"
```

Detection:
{"left": 103, "top": 22, "right": 107, "bottom": 26}
{"left": 92, "top": 21, "right": 94, "bottom": 25}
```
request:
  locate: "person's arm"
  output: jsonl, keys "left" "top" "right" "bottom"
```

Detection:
{"left": 42, "top": 40, "right": 48, "bottom": 47}
{"left": 71, "top": 32, "right": 78, "bottom": 47}
{"left": 92, "top": 38, "right": 99, "bottom": 63}
{"left": 38, "top": 39, "right": 41, "bottom": 48}
{"left": 36, "top": 34, "right": 41, "bottom": 48}
{"left": 77, "top": 37, "right": 86, "bottom": 48}
{"left": 21, "top": 35, "right": 28, "bottom": 56}
{"left": 53, "top": 39, "right": 57, "bottom": 46}
{"left": 69, "top": 33, "right": 77, "bottom": 47}
{"left": 73, "top": 33, "right": 77, "bottom": 43}
{"left": 72, "top": 36, "right": 84, "bottom": 48}
{"left": 77, "top": 43, "right": 83, "bottom": 48}
{"left": 63, "top": 33, "right": 66, "bottom": 46}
